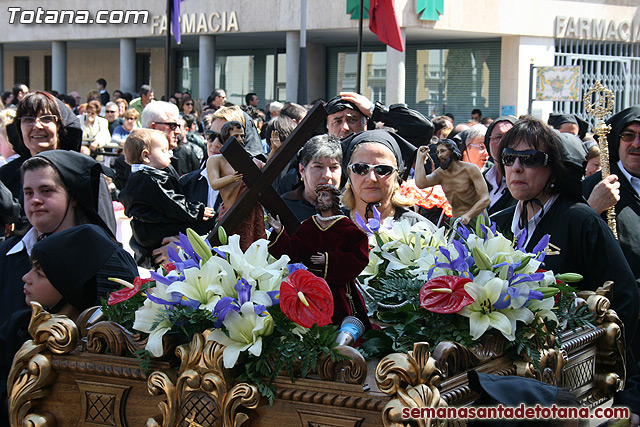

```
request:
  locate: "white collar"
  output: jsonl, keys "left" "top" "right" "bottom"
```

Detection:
{"left": 511, "top": 194, "right": 559, "bottom": 248}
{"left": 617, "top": 160, "right": 640, "bottom": 197}
{"left": 7, "top": 227, "right": 39, "bottom": 256}
{"left": 131, "top": 164, "right": 156, "bottom": 173}
{"left": 4, "top": 153, "right": 20, "bottom": 163}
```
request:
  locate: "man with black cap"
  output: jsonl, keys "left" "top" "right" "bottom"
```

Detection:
{"left": 324, "top": 92, "right": 434, "bottom": 148}
{"left": 583, "top": 105, "right": 640, "bottom": 376}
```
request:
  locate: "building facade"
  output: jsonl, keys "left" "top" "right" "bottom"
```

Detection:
{"left": 0, "top": 0, "right": 638, "bottom": 122}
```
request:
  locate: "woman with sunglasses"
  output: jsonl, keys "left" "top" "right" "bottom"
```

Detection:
{"left": 180, "top": 96, "right": 194, "bottom": 116}
{"left": 491, "top": 116, "right": 639, "bottom": 354}
{"left": 341, "top": 130, "right": 436, "bottom": 229}
{"left": 111, "top": 108, "right": 139, "bottom": 147}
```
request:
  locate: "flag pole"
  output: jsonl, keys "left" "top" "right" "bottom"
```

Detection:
{"left": 356, "top": 0, "right": 364, "bottom": 94}
{"left": 165, "top": 0, "right": 172, "bottom": 99}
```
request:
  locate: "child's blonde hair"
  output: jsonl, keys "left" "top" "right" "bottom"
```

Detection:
{"left": 124, "top": 128, "right": 166, "bottom": 165}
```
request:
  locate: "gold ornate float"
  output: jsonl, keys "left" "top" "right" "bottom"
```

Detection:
{"left": 8, "top": 281, "right": 624, "bottom": 427}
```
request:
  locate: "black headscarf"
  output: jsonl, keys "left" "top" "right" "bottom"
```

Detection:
{"left": 31, "top": 224, "right": 123, "bottom": 311}
{"left": 34, "top": 150, "right": 114, "bottom": 236}
{"left": 484, "top": 116, "right": 517, "bottom": 149}
{"left": 547, "top": 113, "right": 589, "bottom": 139}
{"left": 605, "top": 105, "right": 640, "bottom": 164}
{"left": 341, "top": 129, "right": 416, "bottom": 174}
{"left": 324, "top": 96, "right": 360, "bottom": 116}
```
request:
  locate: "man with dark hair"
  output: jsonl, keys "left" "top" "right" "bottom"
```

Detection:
{"left": 471, "top": 108, "right": 482, "bottom": 122}
{"left": 130, "top": 85, "right": 155, "bottom": 126}
{"left": 324, "top": 92, "right": 434, "bottom": 148}
{"left": 415, "top": 138, "right": 490, "bottom": 225}
{"left": 267, "top": 183, "right": 372, "bottom": 330}
{"left": 205, "top": 89, "right": 227, "bottom": 112}
{"left": 10, "top": 83, "right": 28, "bottom": 107}
{"left": 181, "top": 113, "right": 207, "bottom": 153}
{"left": 432, "top": 116, "right": 453, "bottom": 140}
{"left": 96, "top": 78, "right": 109, "bottom": 105}
{"left": 280, "top": 102, "right": 307, "bottom": 123}
{"left": 245, "top": 92, "right": 259, "bottom": 108}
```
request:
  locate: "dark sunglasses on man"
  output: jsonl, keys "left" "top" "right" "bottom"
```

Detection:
{"left": 349, "top": 163, "right": 397, "bottom": 176}
{"left": 501, "top": 148, "right": 550, "bottom": 168}
{"left": 154, "top": 121, "right": 180, "bottom": 131}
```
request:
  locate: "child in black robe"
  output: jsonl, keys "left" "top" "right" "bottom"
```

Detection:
{"left": 0, "top": 224, "right": 139, "bottom": 423}
{"left": 118, "top": 129, "right": 214, "bottom": 267}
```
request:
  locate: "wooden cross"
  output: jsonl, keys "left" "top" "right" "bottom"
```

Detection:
{"left": 207, "top": 101, "right": 328, "bottom": 246}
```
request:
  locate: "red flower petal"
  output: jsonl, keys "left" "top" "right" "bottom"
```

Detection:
{"left": 107, "top": 277, "right": 153, "bottom": 306}
{"left": 280, "top": 270, "right": 334, "bottom": 328}
{"left": 419, "top": 275, "right": 474, "bottom": 314}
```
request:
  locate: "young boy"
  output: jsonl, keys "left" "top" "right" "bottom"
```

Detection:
{"left": 1, "top": 224, "right": 138, "bottom": 398}
{"left": 119, "top": 129, "right": 214, "bottom": 267}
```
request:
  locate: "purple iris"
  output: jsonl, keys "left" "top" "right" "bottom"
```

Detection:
{"left": 515, "top": 229, "right": 527, "bottom": 251}
{"left": 531, "top": 234, "right": 550, "bottom": 262}
{"left": 355, "top": 205, "right": 381, "bottom": 234}
{"left": 150, "top": 270, "right": 185, "bottom": 286}
{"left": 212, "top": 278, "right": 270, "bottom": 327}
{"left": 167, "top": 246, "right": 199, "bottom": 272}
{"left": 493, "top": 287, "right": 520, "bottom": 310}
{"left": 457, "top": 224, "right": 470, "bottom": 240}
{"left": 430, "top": 240, "right": 475, "bottom": 280}
{"left": 145, "top": 289, "right": 200, "bottom": 309}
{"left": 287, "top": 263, "right": 308, "bottom": 275}
{"left": 212, "top": 248, "right": 228, "bottom": 260}
{"left": 177, "top": 232, "right": 200, "bottom": 263}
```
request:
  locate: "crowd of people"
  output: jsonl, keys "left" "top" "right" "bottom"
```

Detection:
{"left": 0, "top": 77, "right": 639, "bottom": 424}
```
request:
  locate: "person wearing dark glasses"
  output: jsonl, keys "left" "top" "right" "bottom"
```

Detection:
{"left": 583, "top": 105, "right": 640, "bottom": 381}
{"left": 415, "top": 138, "right": 490, "bottom": 226}
{"left": 491, "top": 117, "right": 638, "bottom": 373}
{"left": 341, "top": 130, "right": 436, "bottom": 229}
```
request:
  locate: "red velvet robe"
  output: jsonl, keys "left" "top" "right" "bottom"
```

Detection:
{"left": 268, "top": 216, "right": 372, "bottom": 330}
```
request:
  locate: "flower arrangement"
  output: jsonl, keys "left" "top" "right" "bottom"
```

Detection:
{"left": 102, "top": 229, "right": 342, "bottom": 403}
{"left": 357, "top": 211, "right": 590, "bottom": 366}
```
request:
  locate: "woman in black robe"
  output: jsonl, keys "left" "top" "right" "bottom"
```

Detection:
{"left": 491, "top": 116, "right": 639, "bottom": 370}
{"left": 0, "top": 150, "right": 131, "bottom": 325}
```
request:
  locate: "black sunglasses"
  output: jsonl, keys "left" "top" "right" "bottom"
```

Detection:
{"left": 501, "top": 148, "right": 550, "bottom": 168}
{"left": 349, "top": 163, "right": 397, "bottom": 176}
{"left": 154, "top": 121, "right": 180, "bottom": 130}
{"left": 205, "top": 131, "right": 221, "bottom": 142}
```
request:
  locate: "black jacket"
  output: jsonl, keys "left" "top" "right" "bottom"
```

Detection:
{"left": 173, "top": 141, "right": 204, "bottom": 175}
{"left": 370, "top": 102, "right": 434, "bottom": 148}
{"left": 492, "top": 196, "right": 639, "bottom": 370}
{"left": 119, "top": 167, "right": 206, "bottom": 265}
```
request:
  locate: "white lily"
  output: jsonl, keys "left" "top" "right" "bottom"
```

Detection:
{"left": 528, "top": 297, "right": 558, "bottom": 324}
{"left": 169, "top": 260, "right": 224, "bottom": 311}
{"left": 458, "top": 278, "right": 513, "bottom": 341}
{"left": 133, "top": 282, "right": 174, "bottom": 357}
{"left": 207, "top": 301, "right": 274, "bottom": 368}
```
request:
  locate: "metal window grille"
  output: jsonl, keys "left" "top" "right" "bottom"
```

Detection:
{"left": 554, "top": 39, "right": 640, "bottom": 123}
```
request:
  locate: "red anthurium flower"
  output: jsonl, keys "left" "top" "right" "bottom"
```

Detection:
{"left": 107, "top": 277, "right": 154, "bottom": 306}
{"left": 419, "top": 275, "right": 474, "bottom": 314}
{"left": 280, "top": 270, "right": 334, "bottom": 328}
